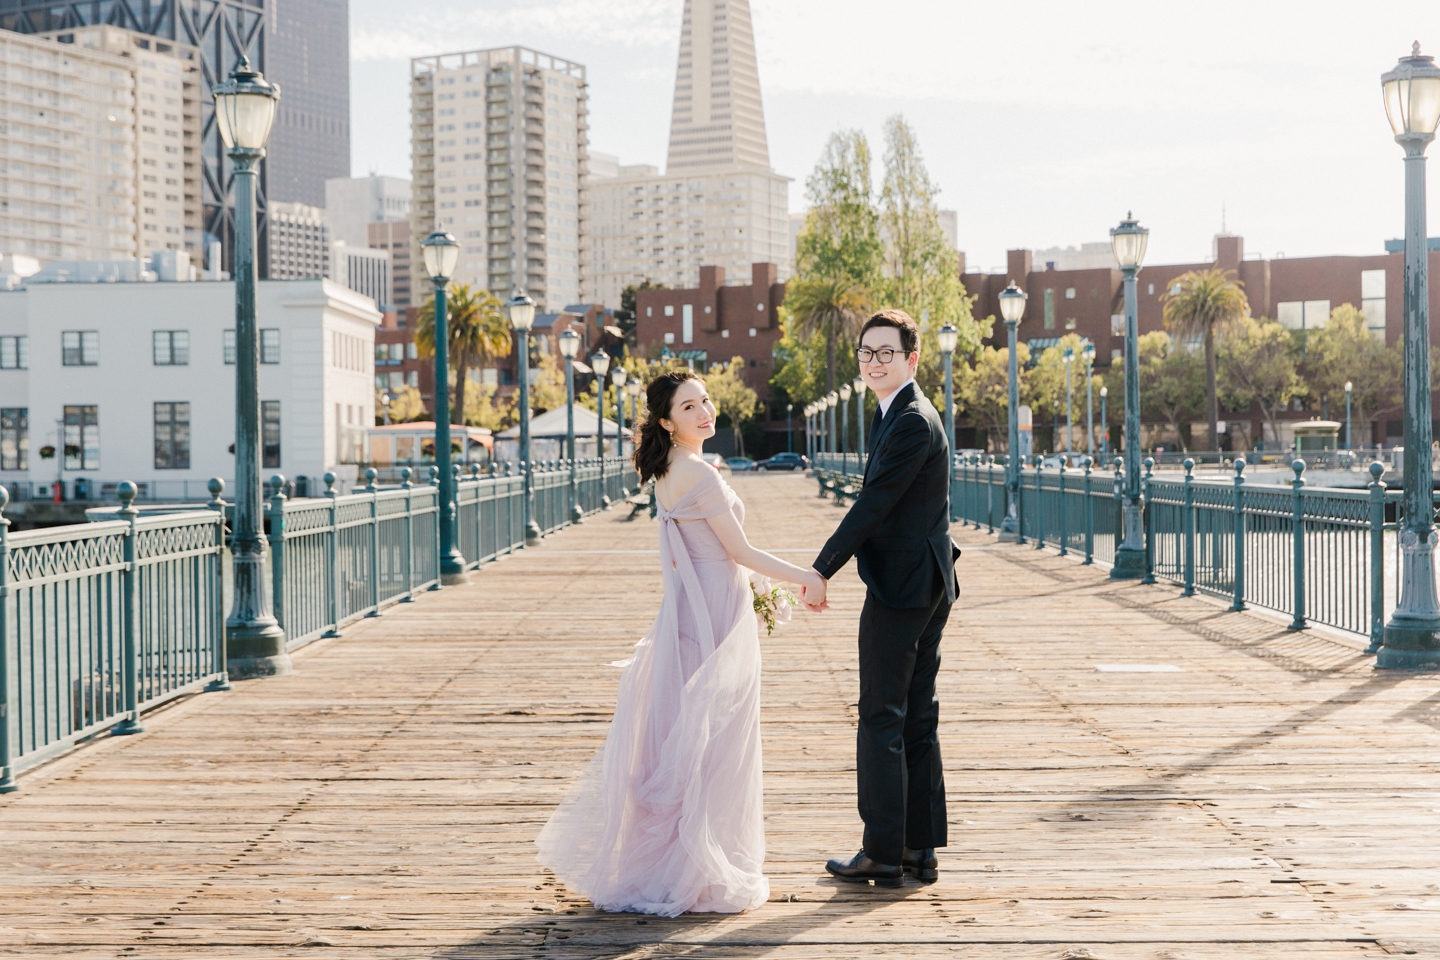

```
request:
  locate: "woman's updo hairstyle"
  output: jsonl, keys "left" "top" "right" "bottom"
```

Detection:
{"left": 634, "top": 369, "right": 701, "bottom": 483}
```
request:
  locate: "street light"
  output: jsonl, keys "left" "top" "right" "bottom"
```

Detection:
{"left": 420, "top": 230, "right": 469, "bottom": 578}
{"left": 611, "top": 366, "right": 628, "bottom": 494}
{"left": 826, "top": 391, "right": 838, "bottom": 459}
{"left": 506, "top": 292, "right": 542, "bottom": 544}
{"left": 1062, "top": 345, "right": 1074, "bottom": 455}
{"left": 1345, "top": 379, "right": 1353, "bottom": 453}
{"left": 1378, "top": 42, "right": 1440, "bottom": 667}
{"left": 997, "top": 282, "right": 1027, "bottom": 541}
{"left": 853, "top": 375, "right": 867, "bottom": 460}
{"left": 213, "top": 57, "right": 287, "bottom": 679}
{"left": 558, "top": 328, "right": 583, "bottom": 524}
{"left": 806, "top": 403, "right": 816, "bottom": 461}
{"left": 627, "top": 379, "right": 641, "bottom": 453}
{"left": 1082, "top": 342, "right": 1096, "bottom": 456}
{"left": 938, "top": 323, "right": 959, "bottom": 457}
{"left": 1110, "top": 211, "right": 1150, "bottom": 579}
{"left": 839, "top": 382, "right": 853, "bottom": 474}
{"left": 591, "top": 349, "right": 611, "bottom": 509}
{"left": 1100, "top": 385, "right": 1109, "bottom": 460}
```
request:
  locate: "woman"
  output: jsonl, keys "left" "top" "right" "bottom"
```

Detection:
{"left": 536, "top": 370, "right": 824, "bottom": 916}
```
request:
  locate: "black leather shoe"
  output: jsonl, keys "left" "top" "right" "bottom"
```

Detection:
{"left": 902, "top": 847, "right": 938, "bottom": 884}
{"left": 825, "top": 849, "right": 904, "bottom": 887}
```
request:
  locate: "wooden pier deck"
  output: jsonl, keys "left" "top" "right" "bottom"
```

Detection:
{"left": 3, "top": 473, "right": 1440, "bottom": 958}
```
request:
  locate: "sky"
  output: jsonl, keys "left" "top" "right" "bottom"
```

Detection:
{"left": 350, "top": 0, "right": 1440, "bottom": 273}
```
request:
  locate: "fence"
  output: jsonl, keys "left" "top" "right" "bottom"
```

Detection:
{"left": 0, "top": 457, "right": 638, "bottom": 789}
{"left": 817, "top": 451, "right": 1402, "bottom": 648}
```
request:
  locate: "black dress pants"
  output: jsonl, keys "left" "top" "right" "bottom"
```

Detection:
{"left": 856, "top": 586, "right": 950, "bottom": 866}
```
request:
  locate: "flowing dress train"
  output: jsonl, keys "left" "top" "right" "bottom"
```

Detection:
{"left": 536, "top": 467, "right": 768, "bottom": 916}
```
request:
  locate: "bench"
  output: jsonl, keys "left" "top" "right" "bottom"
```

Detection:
{"left": 625, "top": 491, "right": 653, "bottom": 520}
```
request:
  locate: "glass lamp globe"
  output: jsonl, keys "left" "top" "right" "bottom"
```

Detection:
{"left": 1110, "top": 212, "right": 1150, "bottom": 270}
{"left": 852, "top": 375, "right": 865, "bottom": 395}
{"left": 591, "top": 349, "right": 610, "bottom": 378}
{"left": 420, "top": 230, "right": 460, "bottom": 282}
{"left": 505, "top": 292, "right": 536, "bottom": 331}
{"left": 826, "top": 392, "right": 838, "bottom": 409}
{"left": 1101, "top": 386, "right": 1108, "bottom": 398}
{"left": 1063, "top": 346, "right": 1074, "bottom": 364}
{"left": 627, "top": 379, "right": 641, "bottom": 398}
{"left": 611, "top": 367, "right": 627, "bottom": 388}
{"left": 998, "top": 282, "right": 1027, "bottom": 324}
{"left": 1383, "top": 43, "right": 1440, "bottom": 139}
{"left": 839, "top": 383, "right": 852, "bottom": 402}
{"left": 937, "top": 323, "right": 959, "bottom": 354}
{"left": 212, "top": 57, "right": 280, "bottom": 151}
{"left": 1346, "top": 380, "right": 1353, "bottom": 392}
{"left": 557, "top": 328, "right": 580, "bottom": 359}
{"left": 1082, "top": 343, "right": 1095, "bottom": 363}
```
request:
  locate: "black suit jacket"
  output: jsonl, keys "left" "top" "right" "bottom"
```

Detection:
{"left": 813, "top": 382, "right": 957, "bottom": 609}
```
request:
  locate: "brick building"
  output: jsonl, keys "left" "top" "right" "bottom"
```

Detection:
{"left": 963, "top": 235, "right": 1440, "bottom": 449}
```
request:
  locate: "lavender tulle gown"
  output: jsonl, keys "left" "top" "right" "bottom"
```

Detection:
{"left": 536, "top": 467, "right": 769, "bottom": 916}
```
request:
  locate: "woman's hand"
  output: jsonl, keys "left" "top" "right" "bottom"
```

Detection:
{"left": 800, "top": 569, "right": 829, "bottom": 612}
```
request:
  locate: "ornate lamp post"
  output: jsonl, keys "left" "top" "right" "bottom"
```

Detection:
{"left": 1082, "top": 342, "right": 1096, "bottom": 456}
{"left": 611, "top": 366, "right": 628, "bottom": 491}
{"left": 998, "top": 281, "right": 1026, "bottom": 541}
{"left": 1378, "top": 43, "right": 1440, "bottom": 668}
{"left": 787, "top": 403, "right": 794, "bottom": 453}
{"left": 558, "top": 329, "right": 583, "bottom": 523}
{"left": 853, "top": 375, "right": 867, "bottom": 460}
{"left": 627, "top": 379, "right": 641, "bottom": 448}
{"left": 805, "top": 403, "right": 815, "bottom": 461}
{"left": 213, "top": 58, "right": 288, "bottom": 678}
{"left": 938, "top": 323, "right": 959, "bottom": 456}
{"left": 421, "top": 230, "right": 468, "bottom": 579}
{"left": 591, "top": 349, "right": 611, "bottom": 509}
{"left": 1110, "top": 212, "right": 1150, "bottom": 579}
{"left": 1345, "top": 379, "right": 1354, "bottom": 452}
{"left": 826, "top": 391, "right": 838, "bottom": 458}
{"left": 1101, "top": 385, "right": 1109, "bottom": 460}
{"left": 838, "top": 382, "right": 852, "bottom": 473}
{"left": 506, "top": 292, "right": 542, "bottom": 544}
{"left": 1062, "top": 345, "right": 1075, "bottom": 454}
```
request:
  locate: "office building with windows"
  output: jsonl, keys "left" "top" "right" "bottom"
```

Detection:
{"left": 0, "top": 276, "right": 378, "bottom": 497}
{"left": 331, "top": 243, "right": 391, "bottom": 310}
{"left": 410, "top": 45, "right": 587, "bottom": 310}
{"left": 368, "top": 220, "right": 413, "bottom": 308}
{"left": 267, "top": 202, "right": 329, "bottom": 281}
{"left": 583, "top": 0, "right": 791, "bottom": 309}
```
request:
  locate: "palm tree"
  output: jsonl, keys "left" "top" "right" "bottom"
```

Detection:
{"left": 786, "top": 276, "right": 872, "bottom": 395}
{"left": 1161, "top": 268, "right": 1249, "bottom": 452}
{"left": 414, "top": 283, "right": 511, "bottom": 425}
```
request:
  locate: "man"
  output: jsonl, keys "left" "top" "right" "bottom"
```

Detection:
{"left": 805, "top": 308, "right": 957, "bottom": 887}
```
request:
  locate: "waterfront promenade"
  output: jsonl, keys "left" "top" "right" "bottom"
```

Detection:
{"left": 2, "top": 473, "right": 1439, "bottom": 957}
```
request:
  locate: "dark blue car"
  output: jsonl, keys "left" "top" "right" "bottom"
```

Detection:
{"left": 756, "top": 453, "right": 810, "bottom": 472}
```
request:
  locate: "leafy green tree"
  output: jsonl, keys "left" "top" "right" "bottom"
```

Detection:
{"left": 614, "top": 279, "right": 665, "bottom": 347}
{"left": 794, "top": 130, "right": 884, "bottom": 286}
{"left": 1161, "top": 268, "right": 1250, "bottom": 451}
{"left": 786, "top": 276, "right": 872, "bottom": 396}
{"left": 1303, "top": 304, "right": 1401, "bottom": 447}
{"left": 954, "top": 342, "right": 1032, "bottom": 451}
{"left": 1219, "top": 317, "right": 1305, "bottom": 448}
{"left": 1137, "top": 331, "right": 1205, "bottom": 451}
{"left": 415, "top": 283, "right": 510, "bottom": 426}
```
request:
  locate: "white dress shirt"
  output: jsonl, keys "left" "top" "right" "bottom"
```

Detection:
{"left": 877, "top": 378, "right": 916, "bottom": 418}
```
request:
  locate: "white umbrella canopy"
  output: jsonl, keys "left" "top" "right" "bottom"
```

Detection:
{"left": 497, "top": 405, "right": 631, "bottom": 439}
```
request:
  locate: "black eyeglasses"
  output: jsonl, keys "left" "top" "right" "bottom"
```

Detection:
{"left": 856, "top": 347, "right": 908, "bottom": 364}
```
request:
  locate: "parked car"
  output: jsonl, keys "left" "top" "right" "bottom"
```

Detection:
{"left": 703, "top": 452, "right": 730, "bottom": 471}
{"left": 756, "top": 452, "right": 810, "bottom": 472}
{"left": 725, "top": 457, "right": 756, "bottom": 472}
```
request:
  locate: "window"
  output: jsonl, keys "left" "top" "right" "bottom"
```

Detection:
{"left": 62, "top": 331, "right": 98, "bottom": 366}
{"left": 1111, "top": 314, "right": 1125, "bottom": 336}
{"left": 153, "top": 402, "right": 190, "bottom": 469}
{"left": 1276, "top": 300, "right": 1331, "bottom": 332}
{"left": 0, "top": 336, "right": 27, "bottom": 370}
{"left": 1362, "top": 269, "right": 1387, "bottom": 338}
{"left": 261, "top": 329, "right": 281, "bottom": 364}
{"left": 1043, "top": 289, "right": 1055, "bottom": 330}
{"left": 63, "top": 405, "right": 98, "bottom": 471}
{"left": 152, "top": 330, "right": 189, "bottom": 365}
{"left": 682, "top": 304, "right": 694, "bottom": 344}
{"left": 0, "top": 408, "right": 27, "bottom": 470}
{"left": 223, "top": 329, "right": 236, "bottom": 364}
{"left": 262, "top": 401, "right": 280, "bottom": 468}
{"left": 1064, "top": 288, "right": 1076, "bottom": 300}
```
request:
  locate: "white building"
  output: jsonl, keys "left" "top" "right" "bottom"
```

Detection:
{"left": 324, "top": 174, "right": 411, "bottom": 248}
{"left": 331, "top": 242, "right": 391, "bottom": 310}
{"left": 0, "top": 277, "right": 378, "bottom": 498}
{"left": 582, "top": 0, "right": 791, "bottom": 309}
{"left": 267, "top": 202, "right": 329, "bottom": 280}
{"left": 411, "top": 46, "right": 588, "bottom": 311}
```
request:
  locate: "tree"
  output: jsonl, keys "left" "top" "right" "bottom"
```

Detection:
{"left": 414, "top": 283, "right": 510, "bottom": 426}
{"left": 1219, "top": 317, "right": 1305, "bottom": 448}
{"left": 376, "top": 385, "right": 426, "bottom": 424}
{"left": 1304, "top": 304, "right": 1401, "bottom": 448}
{"left": 462, "top": 380, "right": 514, "bottom": 432}
{"left": 794, "top": 130, "right": 884, "bottom": 287}
{"left": 705, "top": 355, "right": 761, "bottom": 429}
{"left": 1136, "top": 331, "right": 1205, "bottom": 451}
{"left": 614, "top": 279, "right": 664, "bottom": 348}
{"left": 954, "top": 342, "right": 1032, "bottom": 451}
{"left": 1161, "top": 268, "right": 1250, "bottom": 451}
{"left": 785, "top": 276, "right": 872, "bottom": 395}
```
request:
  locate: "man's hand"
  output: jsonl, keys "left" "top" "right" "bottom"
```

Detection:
{"left": 802, "top": 568, "right": 829, "bottom": 612}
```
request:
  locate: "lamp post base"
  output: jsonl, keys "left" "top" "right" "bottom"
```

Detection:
{"left": 441, "top": 570, "right": 472, "bottom": 586}
{"left": 570, "top": 503, "right": 585, "bottom": 525}
{"left": 1377, "top": 618, "right": 1440, "bottom": 668}
{"left": 226, "top": 619, "right": 292, "bottom": 680}
{"left": 1110, "top": 546, "right": 1147, "bottom": 579}
{"left": 525, "top": 520, "right": 543, "bottom": 545}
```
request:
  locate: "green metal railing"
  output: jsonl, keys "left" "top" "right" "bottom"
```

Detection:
{"left": 0, "top": 456, "right": 639, "bottom": 789}
{"left": 819, "top": 451, "right": 1402, "bottom": 648}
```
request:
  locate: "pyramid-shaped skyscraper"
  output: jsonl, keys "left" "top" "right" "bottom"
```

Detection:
{"left": 665, "top": 0, "right": 771, "bottom": 173}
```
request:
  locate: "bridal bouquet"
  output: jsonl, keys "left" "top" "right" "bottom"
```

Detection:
{"left": 749, "top": 574, "right": 796, "bottom": 636}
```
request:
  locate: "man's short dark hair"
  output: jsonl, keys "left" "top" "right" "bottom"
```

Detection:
{"left": 859, "top": 309, "right": 920, "bottom": 355}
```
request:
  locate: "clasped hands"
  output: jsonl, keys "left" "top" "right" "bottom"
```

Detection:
{"left": 799, "top": 568, "right": 829, "bottom": 612}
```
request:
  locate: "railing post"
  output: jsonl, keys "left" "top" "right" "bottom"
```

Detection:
{"left": 1289, "top": 458, "right": 1307, "bottom": 630}
{"left": 1368, "top": 460, "right": 1387, "bottom": 652}
{"left": 1231, "top": 458, "right": 1247, "bottom": 612}
{"left": 365, "top": 468, "right": 381, "bottom": 615}
{"left": 1142, "top": 457, "right": 1156, "bottom": 584}
{"left": 1182, "top": 458, "right": 1196, "bottom": 596}
{"left": 401, "top": 467, "right": 416, "bottom": 601}
{"left": 470, "top": 464, "right": 483, "bottom": 564}
{"left": 430, "top": 466, "right": 444, "bottom": 584}
{"left": 0, "top": 486, "right": 14, "bottom": 792}
{"left": 1057, "top": 457, "right": 1069, "bottom": 556}
{"left": 323, "top": 472, "right": 342, "bottom": 636}
{"left": 205, "top": 478, "right": 232, "bottom": 691}
{"left": 970, "top": 455, "right": 982, "bottom": 530}
{"left": 267, "top": 474, "right": 287, "bottom": 637}
{"left": 986, "top": 458, "right": 996, "bottom": 535}
{"left": 1082, "top": 456, "right": 1095, "bottom": 564}
{"left": 1034, "top": 457, "right": 1045, "bottom": 550}
{"left": 114, "top": 482, "right": 143, "bottom": 735}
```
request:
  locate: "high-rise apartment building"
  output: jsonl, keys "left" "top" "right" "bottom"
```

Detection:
{"left": 267, "top": 202, "right": 328, "bottom": 280}
{"left": 325, "top": 174, "right": 411, "bottom": 248}
{"left": 0, "top": 0, "right": 350, "bottom": 276}
{"left": 411, "top": 46, "right": 587, "bottom": 311}
{"left": 583, "top": 0, "right": 790, "bottom": 310}
{"left": 368, "top": 220, "right": 413, "bottom": 309}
